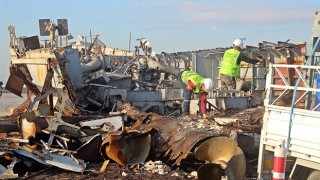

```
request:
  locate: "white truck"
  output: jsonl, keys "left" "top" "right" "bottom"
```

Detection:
{"left": 257, "top": 10, "right": 320, "bottom": 180}
{"left": 257, "top": 62, "right": 320, "bottom": 179}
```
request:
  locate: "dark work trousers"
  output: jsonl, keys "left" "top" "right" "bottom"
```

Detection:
{"left": 198, "top": 99, "right": 203, "bottom": 116}
{"left": 178, "top": 72, "right": 192, "bottom": 115}
{"left": 220, "top": 74, "right": 236, "bottom": 90}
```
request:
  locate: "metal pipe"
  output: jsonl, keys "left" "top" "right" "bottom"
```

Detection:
{"left": 129, "top": 32, "right": 131, "bottom": 53}
{"left": 60, "top": 36, "right": 62, "bottom": 47}
{"left": 84, "top": 37, "right": 87, "bottom": 56}
{"left": 81, "top": 56, "right": 102, "bottom": 74}
{"left": 146, "top": 58, "right": 180, "bottom": 76}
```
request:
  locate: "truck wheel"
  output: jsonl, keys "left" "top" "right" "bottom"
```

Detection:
{"left": 307, "top": 170, "right": 320, "bottom": 180}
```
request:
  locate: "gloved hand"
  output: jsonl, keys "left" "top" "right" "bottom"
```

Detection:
{"left": 203, "top": 114, "right": 211, "bottom": 124}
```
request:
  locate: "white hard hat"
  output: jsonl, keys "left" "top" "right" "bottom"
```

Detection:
{"left": 203, "top": 78, "right": 214, "bottom": 92}
{"left": 233, "top": 39, "right": 244, "bottom": 49}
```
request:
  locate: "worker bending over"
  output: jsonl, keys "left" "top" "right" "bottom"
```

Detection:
{"left": 178, "top": 70, "right": 214, "bottom": 124}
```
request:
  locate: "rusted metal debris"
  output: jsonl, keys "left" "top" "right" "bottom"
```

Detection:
{"left": 116, "top": 102, "right": 258, "bottom": 179}
{"left": 101, "top": 129, "right": 152, "bottom": 167}
{"left": 0, "top": 96, "right": 263, "bottom": 179}
{"left": 2, "top": 19, "right": 306, "bottom": 179}
{"left": 117, "top": 102, "right": 222, "bottom": 165}
{"left": 4, "top": 21, "right": 307, "bottom": 116}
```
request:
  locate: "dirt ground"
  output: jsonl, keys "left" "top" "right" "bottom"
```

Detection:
{"left": 21, "top": 161, "right": 258, "bottom": 180}
{"left": 22, "top": 162, "right": 186, "bottom": 180}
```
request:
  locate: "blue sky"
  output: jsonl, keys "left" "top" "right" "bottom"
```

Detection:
{"left": 0, "top": 0, "right": 319, "bottom": 83}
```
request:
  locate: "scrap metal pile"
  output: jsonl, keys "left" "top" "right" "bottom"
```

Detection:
{"left": 0, "top": 98, "right": 263, "bottom": 179}
{"left": 0, "top": 19, "right": 306, "bottom": 179}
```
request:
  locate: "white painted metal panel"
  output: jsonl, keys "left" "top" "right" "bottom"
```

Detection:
{"left": 262, "top": 105, "right": 320, "bottom": 163}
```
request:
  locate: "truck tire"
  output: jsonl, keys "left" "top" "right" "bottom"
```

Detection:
{"left": 307, "top": 170, "right": 320, "bottom": 180}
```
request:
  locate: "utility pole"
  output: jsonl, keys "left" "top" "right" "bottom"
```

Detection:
{"left": 128, "top": 32, "right": 131, "bottom": 53}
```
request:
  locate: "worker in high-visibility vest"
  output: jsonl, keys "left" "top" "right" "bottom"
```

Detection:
{"left": 220, "top": 39, "right": 263, "bottom": 90}
{"left": 178, "top": 70, "right": 214, "bottom": 124}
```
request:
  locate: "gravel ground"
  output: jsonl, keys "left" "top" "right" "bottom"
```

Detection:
{"left": 22, "top": 162, "right": 188, "bottom": 180}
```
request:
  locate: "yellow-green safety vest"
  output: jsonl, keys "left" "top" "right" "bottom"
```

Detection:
{"left": 220, "top": 49, "right": 241, "bottom": 77}
{"left": 181, "top": 71, "right": 204, "bottom": 93}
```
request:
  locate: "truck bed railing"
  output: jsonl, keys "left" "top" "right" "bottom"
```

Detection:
{"left": 266, "top": 64, "right": 320, "bottom": 111}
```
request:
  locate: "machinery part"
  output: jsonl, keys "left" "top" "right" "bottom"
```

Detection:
{"left": 45, "top": 89, "right": 80, "bottom": 132}
{"left": 29, "top": 87, "right": 57, "bottom": 110}
{"left": 197, "top": 163, "right": 222, "bottom": 180}
{"left": 20, "top": 111, "right": 38, "bottom": 150}
{"left": 45, "top": 116, "right": 81, "bottom": 132}
{"left": 117, "top": 102, "right": 227, "bottom": 166}
{"left": 195, "top": 136, "right": 246, "bottom": 180}
{"left": 145, "top": 57, "right": 180, "bottom": 76}
{"left": 102, "top": 131, "right": 152, "bottom": 167}
{"left": 74, "top": 134, "right": 103, "bottom": 162}
{"left": 21, "top": 87, "right": 56, "bottom": 139}
{"left": 225, "top": 147, "right": 246, "bottom": 180}
{"left": 44, "top": 89, "right": 83, "bottom": 146}
{"left": 81, "top": 55, "right": 102, "bottom": 74}
{"left": 0, "top": 121, "right": 19, "bottom": 133}
{"left": 195, "top": 137, "right": 237, "bottom": 168}
{"left": 38, "top": 104, "right": 52, "bottom": 116}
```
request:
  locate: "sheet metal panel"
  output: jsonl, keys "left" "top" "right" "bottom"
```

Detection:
{"left": 127, "top": 91, "right": 162, "bottom": 102}
{"left": 58, "top": 47, "right": 84, "bottom": 87}
{"left": 21, "top": 36, "right": 40, "bottom": 50}
{"left": 26, "top": 64, "right": 48, "bottom": 87}
{"left": 192, "top": 53, "right": 220, "bottom": 89}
